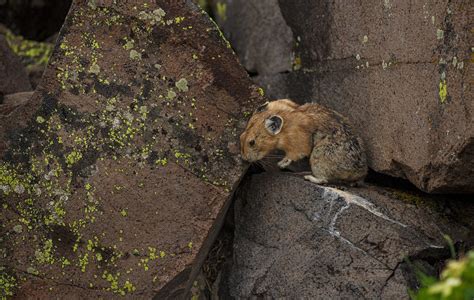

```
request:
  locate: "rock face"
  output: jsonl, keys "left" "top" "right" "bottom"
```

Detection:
{"left": 213, "top": 0, "right": 473, "bottom": 193}
{"left": 0, "top": 34, "right": 32, "bottom": 95}
{"left": 222, "top": 173, "right": 474, "bottom": 298}
{"left": 0, "top": 1, "right": 263, "bottom": 299}
{"left": 213, "top": 0, "right": 293, "bottom": 75}
{"left": 0, "top": 92, "right": 34, "bottom": 116}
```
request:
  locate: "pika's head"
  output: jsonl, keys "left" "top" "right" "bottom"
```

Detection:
{"left": 240, "top": 107, "right": 284, "bottom": 162}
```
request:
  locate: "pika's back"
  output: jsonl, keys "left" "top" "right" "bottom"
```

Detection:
{"left": 293, "top": 103, "right": 352, "bottom": 133}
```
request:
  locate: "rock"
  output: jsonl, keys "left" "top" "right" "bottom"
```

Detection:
{"left": 0, "top": 91, "right": 34, "bottom": 116}
{"left": 0, "top": 1, "right": 263, "bottom": 298}
{"left": 1, "top": 25, "right": 54, "bottom": 88}
{"left": 212, "top": 0, "right": 293, "bottom": 75}
{"left": 0, "top": 34, "right": 32, "bottom": 95}
{"left": 223, "top": 173, "right": 474, "bottom": 298}
{"left": 0, "top": 91, "right": 34, "bottom": 156}
{"left": 215, "top": 0, "right": 474, "bottom": 193}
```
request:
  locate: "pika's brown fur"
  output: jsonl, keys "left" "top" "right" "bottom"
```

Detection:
{"left": 240, "top": 99, "right": 367, "bottom": 184}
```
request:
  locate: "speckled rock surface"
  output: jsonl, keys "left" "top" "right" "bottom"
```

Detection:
{"left": 214, "top": 0, "right": 473, "bottom": 193}
{"left": 222, "top": 173, "right": 474, "bottom": 298}
{"left": 0, "top": 1, "right": 263, "bottom": 298}
{"left": 0, "top": 34, "right": 32, "bottom": 95}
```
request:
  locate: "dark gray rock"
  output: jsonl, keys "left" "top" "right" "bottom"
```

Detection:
{"left": 213, "top": 0, "right": 293, "bottom": 75}
{"left": 0, "top": 34, "right": 32, "bottom": 95}
{"left": 223, "top": 173, "right": 473, "bottom": 298}
{"left": 215, "top": 0, "right": 474, "bottom": 193}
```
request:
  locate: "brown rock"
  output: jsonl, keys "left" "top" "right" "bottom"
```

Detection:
{"left": 222, "top": 172, "right": 474, "bottom": 298}
{"left": 0, "top": 34, "right": 32, "bottom": 95}
{"left": 0, "top": 1, "right": 262, "bottom": 299}
{"left": 216, "top": 0, "right": 474, "bottom": 193}
{"left": 0, "top": 91, "right": 33, "bottom": 116}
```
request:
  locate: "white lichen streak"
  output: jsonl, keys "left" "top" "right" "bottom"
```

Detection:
{"left": 316, "top": 187, "right": 445, "bottom": 256}
{"left": 322, "top": 187, "right": 408, "bottom": 228}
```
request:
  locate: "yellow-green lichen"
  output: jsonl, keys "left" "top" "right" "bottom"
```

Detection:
{"left": 3, "top": 28, "right": 53, "bottom": 69}
{"left": 102, "top": 270, "right": 136, "bottom": 295}
{"left": 0, "top": 271, "right": 17, "bottom": 298}
{"left": 89, "top": 63, "right": 101, "bottom": 75}
{"left": 12, "top": 225, "right": 22, "bottom": 234}
{"left": 129, "top": 49, "right": 142, "bottom": 60}
{"left": 61, "top": 258, "right": 71, "bottom": 268}
{"left": 35, "top": 239, "right": 55, "bottom": 264}
{"left": 123, "top": 280, "right": 136, "bottom": 293}
{"left": 439, "top": 79, "right": 447, "bottom": 103}
{"left": 123, "top": 39, "right": 135, "bottom": 50}
{"left": 167, "top": 89, "right": 177, "bottom": 100}
{"left": 138, "top": 8, "right": 166, "bottom": 26}
{"left": 207, "top": 17, "right": 232, "bottom": 49}
{"left": 175, "top": 78, "right": 189, "bottom": 92}
{"left": 216, "top": 2, "right": 227, "bottom": 21}
{"left": 436, "top": 29, "right": 444, "bottom": 40}
{"left": 36, "top": 116, "right": 46, "bottom": 124}
{"left": 293, "top": 56, "right": 302, "bottom": 71}
{"left": 65, "top": 151, "right": 83, "bottom": 167}
{"left": 174, "top": 16, "right": 185, "bottom": 24}
{"left": 155, "top": 158, "right": 168, "bottom": 166}
{"left": 78, "top": 253, "right": 89, "bottom": 272}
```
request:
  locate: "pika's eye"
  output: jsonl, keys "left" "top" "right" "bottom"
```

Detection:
{"left": 249, "top": 140, "right": 255, "bottom": 147}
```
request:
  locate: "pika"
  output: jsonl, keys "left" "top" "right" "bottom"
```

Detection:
{"left": 240, "top": 99, "right": 367, "bottom": 184}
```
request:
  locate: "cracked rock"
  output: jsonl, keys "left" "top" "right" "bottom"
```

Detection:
{"left": 220, "top": 173, "right": 473, "bottom": 298}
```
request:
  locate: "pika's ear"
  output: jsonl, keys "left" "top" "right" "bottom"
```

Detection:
{"left": 265, "top": 115, "right": 283, "bottom": 135}
{"left": 255, "top": 101, "right": 269, "bottom": 113}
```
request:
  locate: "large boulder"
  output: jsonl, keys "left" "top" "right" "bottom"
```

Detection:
{"left": 0, "top": 1, "right": 263, "bottom": 298}
{"left": 213, "top": 0, "right": 473, "bottom": 193}
{"left": 221, "top": 173, "right": 474, "bottom": 298}
{"left": 0, "top": 34, "right": 32, "bottom": 95}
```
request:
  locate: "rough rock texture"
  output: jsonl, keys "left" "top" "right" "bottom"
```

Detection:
{"left": 0, "top": 1, "right": 263, "bottom": 299}
{"left": 212, "top": 0, "right": 293, "bottom": 75}
{"left": 0, "top": 91, "right": 34, "bottom": 116}
{"left": 222, "top": 173, "right": 474, "bottom": 298}
{"left": 0, "top": 34, "right": 32, "bottom": 95}
{"left": 214, "top": 0, "right": 474, "bottom": 193}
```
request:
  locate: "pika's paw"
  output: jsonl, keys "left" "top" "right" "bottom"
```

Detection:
{"left": 304, "top": 175, "right": 328, "bottom": 185}
{"left": 277, "top": 158, "right": 292, "bottom": 169}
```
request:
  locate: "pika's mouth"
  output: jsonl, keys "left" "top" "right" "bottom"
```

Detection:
{"left": 240, "top": 153, "right": 255, "bottom": 163}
